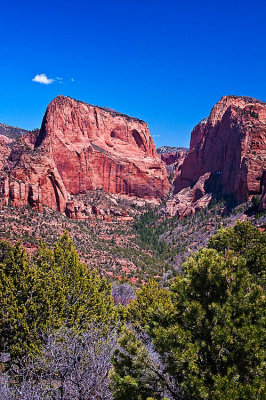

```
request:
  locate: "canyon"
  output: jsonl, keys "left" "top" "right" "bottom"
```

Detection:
{"left": 0, "top": 94, "right": 265, "bottom": 281}
{"left": 0, "top": 95, "right": 265, "bottom": 220}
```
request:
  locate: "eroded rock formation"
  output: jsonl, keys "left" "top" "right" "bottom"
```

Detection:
{"left": 158, "top": 146, "right": 189, "bottom": 188}
{"left": 165, "top": 96, "right": 266, "bottom": 217}
{"left": 1, "top": 95, "right": 265, "bottom": 219}
{"left": 36, "top": 96, "right": 169, "bottom": 200}
{"left": 0, "top": 96, "right": 169, "bottom": 215}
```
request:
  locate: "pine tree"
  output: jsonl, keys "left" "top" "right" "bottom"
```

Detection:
{"left": 112, "top": 223, "right": 265, "bottom": 399}
{"left": 0, "top": 232, "right": 118, "bottom": 362}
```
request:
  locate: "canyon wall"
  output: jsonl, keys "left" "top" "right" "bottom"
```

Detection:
{"left": 165, "top": 96, "right": 266, "bottom": 217}
{"left": 0, "top": 96, "right": 170, "bottom": 215}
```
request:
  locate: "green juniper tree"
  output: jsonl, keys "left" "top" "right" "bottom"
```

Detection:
{"left": 0, "top": 232, "right": 117, "bottom": 363}
{"left": 112, "top": 223, "right": 265, "bottom": 400}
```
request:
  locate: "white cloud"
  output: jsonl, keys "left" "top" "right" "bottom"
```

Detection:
{"left": 153, "top": 134, "right": 161, "bottom": 138}
{"left": 71, "top": 78, "right": 75, "bottom": 82}
{"left": 32, "top": 74, "right": 54, "bottom": 85}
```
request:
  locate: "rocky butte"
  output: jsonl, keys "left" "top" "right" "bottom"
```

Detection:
{"left": 0, "top": 96, "right": 170, "bottom": 216}
{"left": 164, "top": 95, "right": 266, "bottom": 217}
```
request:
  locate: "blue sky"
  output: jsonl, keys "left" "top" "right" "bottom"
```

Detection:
{"left": 0, "top": 0, "right": 265, "bottom": 148}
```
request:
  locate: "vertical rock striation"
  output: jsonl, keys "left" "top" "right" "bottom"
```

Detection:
{"left": 0, "top": 96, "right": 170, "bottom": 215}
{"left": 165, "top": 96, "right": 266, "bottom": 217}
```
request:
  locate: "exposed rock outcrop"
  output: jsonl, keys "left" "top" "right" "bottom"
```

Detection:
{"left": 1, "top": 95, "right": 265, "bottom": 219}
{"left": 0, "top": 149, "right": 68, "bottom": 212}
{"left": 0, "top": 96, "right": 170, "bottom": 215}
{"left": 35, "top": 96, "right": 169, "bottom": 200}
{"left": 165, "top": 96, "right": 266, "bottom": 217}
{"left": 165, "top": 173, "right": 213, "bottom": 217}
{"left": 158, "top": 147, "right": 189, "bottom": 189}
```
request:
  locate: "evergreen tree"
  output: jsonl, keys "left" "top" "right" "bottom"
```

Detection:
{"left": 208, "top": 221, "right": 265, "bottom": 276}
{"left": 0, "top": 240, "right": 48, "bottom": 360}
{"left": 52, "top": 231, "right": 116, "bottom": 328}
{"left": 112, "top": 223, "right": 265, "bottom": 399}
{"left": 0, "top": 232, "right": 117, "bottom": 362}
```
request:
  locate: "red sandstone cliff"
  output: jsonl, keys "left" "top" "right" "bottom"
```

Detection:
{"left": 36, "top": 96, "right": 169, "bottom": 199}
{"left": 1, "top": 95, "right": 265, "bottom": 219}
{"left": 159, "top": 149, "right": 188, "bottom": 186}
{"left": 0, "top": 142, "right": 68, "bottom": 212}
{"left": 165, "top": 96, "right": 266, "bottom": 217}
{"left": 0, "top": 96, "right": 169, "bottom": 215}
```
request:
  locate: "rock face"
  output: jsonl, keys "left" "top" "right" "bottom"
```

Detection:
{"left": 0, "top": 96, "right": 169, "bottom": 215}
{"left": 158, "top": 147, "right": 189, "bottom": 185}
{"left": 0, "top": 147, "right": 68, "bottom": 212}
{"left": 157, "top": 146, "right": 188, "bottom": 168}
{"left": 1, "top": 95, "right": 265, "bottom": 219}
{"left": 166, "top": 172, "right": 213, "bottom": 217}
{"left": 157, "top": 147, "right": 189, "bottom": 197}
{"left": 36, "top": 96, "right": 169, "bottom": 200}
{"left": 165, "top": 96, "right": 266, "bottom": 217}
